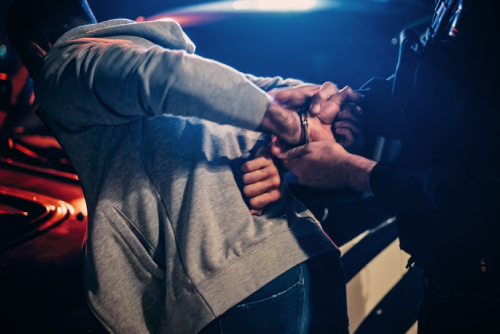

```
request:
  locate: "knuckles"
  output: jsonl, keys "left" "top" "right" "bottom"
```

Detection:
{"left": 270, "top": 189, "right": 282, "bottom": 201}
{"left": 243, "top": 185, "right": 260, "bottom": 197}
{"left": 249, "top": 197, "right": 263, "bottom": 209}
{"left": 270, "top": 175, "right": 281, "bottom": 187}
{"left": 249, "top": 189, "right": 282, "bottom": 208}
{"left": 242, "top": 173, "right": 252, "bottom": 184}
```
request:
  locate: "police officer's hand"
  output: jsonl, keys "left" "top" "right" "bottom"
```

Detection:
{"left": 309, "top": 85, "right": 364, "bottom": 125}
{"left": 333, "top": 103, "right": 363, "bottom": 148}
{"left": 309, "top": 85, "right": 364, "bottom": 148}
{"left": 271, "top": 140, "right": 376, "bottom": 192}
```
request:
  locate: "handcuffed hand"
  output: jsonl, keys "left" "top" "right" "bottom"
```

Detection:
{"left": 269, "top": 83, "right": 339, "bottom": 112}
{"left": 270, "top": 113, "right": 335, "bottom": 157}
{"left": 269, "top": 83, "right": 364, "bottom": 148}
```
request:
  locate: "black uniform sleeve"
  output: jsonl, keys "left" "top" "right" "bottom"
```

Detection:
{"left": 370, "top": 157, "right": 500, "bottom": 235}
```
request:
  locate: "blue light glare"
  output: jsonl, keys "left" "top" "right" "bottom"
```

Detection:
{"left": 146, "top": 1, "right": 340, "bottom": 27}
{"left": 162, "top": 0, "right": 337, "bottom": 14}
{"left": 0, "top": 45, "right": 7, "bottom": 57}
{"left": 233, "top": 0, "right": 318, "bottom": 11}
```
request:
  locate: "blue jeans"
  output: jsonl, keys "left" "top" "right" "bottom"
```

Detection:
{"left": 199, "top": 253, "right": 348, "bottom": 334}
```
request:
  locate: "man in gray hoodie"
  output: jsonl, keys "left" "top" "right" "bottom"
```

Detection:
{"left": 7, "top": 0, "right": 361, "bottom": 333}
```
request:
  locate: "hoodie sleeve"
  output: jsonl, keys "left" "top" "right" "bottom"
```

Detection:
{"left": 244, "top": 74, "right": 304, "bottom": 91}
{"left": 37, "top": 36, "right": 272, "bottom": 130}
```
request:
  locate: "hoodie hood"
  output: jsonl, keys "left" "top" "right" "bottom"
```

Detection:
{"left": 55, "top": 19, "right": 196, "bottom": 54}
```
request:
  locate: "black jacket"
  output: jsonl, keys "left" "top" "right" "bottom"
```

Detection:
{"left": 368, "top": 0, "right": 500, "bottom": 273}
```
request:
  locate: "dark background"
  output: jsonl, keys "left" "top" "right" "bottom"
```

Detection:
{"left": 85, "top": 0, "right": 435, "bottom": 89}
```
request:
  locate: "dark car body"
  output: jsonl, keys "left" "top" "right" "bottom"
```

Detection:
{"left": 0, "top": 134, "right": 107, "bottom": 333}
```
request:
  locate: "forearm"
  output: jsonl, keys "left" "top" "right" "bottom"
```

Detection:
{"left": 343, "top": 154, "right": 377, "bottom": 193}
{"left": 42, "top": 39, "right": 272, "bottom": 129}
{"left": 256, "top": 102, "right": 303, "bottom": 145}
{"left": 41, "top": 37, "right": 310, "bottom": 143}
{"left": 100, "top": 47, "right": 272, "bottom": 129}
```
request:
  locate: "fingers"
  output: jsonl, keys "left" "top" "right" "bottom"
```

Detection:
{"left": 242, "top": 165, "right": 279, "bottom": 186}
{"left": 243, "top": 175, "right": 281, "bottom": 198}
{"left": 283, "top": 152, "right": 308, "bottom": 175}
{"left": 247, "top": 188, "right": 282, "bottom": 208}
{"left": 272, "top": 141, "right": 311, "bottom": 161}
{"left": 334, "top": 127, "right": 356, "bottom": 147}
{"left": 242, "top": 145, "right": 282, "bottom": 215}
{"left": 269, "top": 88, "right": 298, "bottom": 106}
{"left": 250, "top": 208, "right": 264, "bottom": 216}
{"left": 242, "top": 146, "right": 280, "bottom": 196}
{"left": 242, "top": 147, "right": 280, "bottom": 195}
{"left": 333, "top": 103, "right": 363, "bottom": 147}
{"left": 336, "top": 103, "right": 363, "bottom": 123}
{"left": 270, "top": 136, "right": 295, "bottom": 161}
{"left": 309, "top": 82, "right": 339, "bottom": 115}
{"left": 241, "top": 146, "right": 272, "bottom": 173}
{"left": 333, "top": 120, "right": 360, "bottom": 137}
{"left": 339, "top": 86, "right": 365, "bottom": 104}
{"left": 241, "top": 156, "right": 270, "bottom": 173}
{"left": 270, "top": 85, "right": 319, "bottom": 110}
{"left": 311, "top": 86, "right": 365, "bottom": 125}
{"left": 315, "top": 98, "right": 342, "bottom": 124}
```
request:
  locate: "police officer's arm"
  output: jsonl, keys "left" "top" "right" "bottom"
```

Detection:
{"left": 274, "top": 140, "right": 500, "bottom": 234}
{"left": 369, "top": 154, "right": 500, "bottom": 233}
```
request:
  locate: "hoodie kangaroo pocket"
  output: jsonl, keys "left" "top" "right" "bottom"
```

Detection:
{"left": 103, "top": 205, "right": 165, "bottom": 278}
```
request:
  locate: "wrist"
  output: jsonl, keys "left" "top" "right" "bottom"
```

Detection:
{"left": 343, "top": 153, "right": 377, "bottom": 193}
{"left": 259, "top": 102, "right": 301, "bottom": 145}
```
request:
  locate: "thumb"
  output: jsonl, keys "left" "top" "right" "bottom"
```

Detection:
{"left": 275, "top": 143, "right": 310, "bottom": 162}
{"left": 270, "top": 136, "right": 287, "bottom": 159}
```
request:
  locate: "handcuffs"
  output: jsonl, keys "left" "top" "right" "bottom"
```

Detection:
{"left": 298, "top": 109, "right": 309, "bottom": 146}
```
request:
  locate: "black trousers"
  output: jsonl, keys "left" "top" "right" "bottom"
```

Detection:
{"left": 418, "top": 270, "right": 500, "bottom": 334}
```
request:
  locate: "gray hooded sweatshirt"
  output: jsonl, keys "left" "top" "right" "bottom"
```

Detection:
{"left": 34, "top": 19, "right": 339, "bottom": 334}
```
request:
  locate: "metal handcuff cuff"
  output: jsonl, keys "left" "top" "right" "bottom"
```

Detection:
{"left": 298, "top": 109, "right": 309, "bottom": 146}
